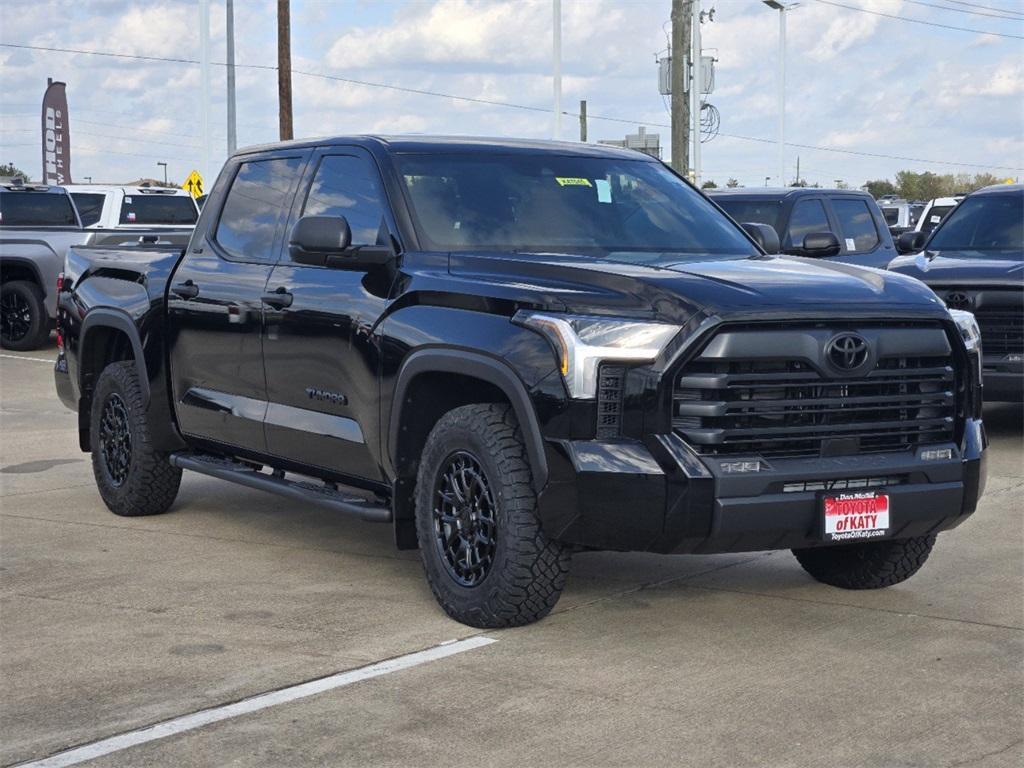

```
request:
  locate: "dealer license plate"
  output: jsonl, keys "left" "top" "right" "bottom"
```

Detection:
{"left": 822, "top": 490, "right": 890, "bottom": 543}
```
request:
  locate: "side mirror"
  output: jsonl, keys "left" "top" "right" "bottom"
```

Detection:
{"left": 896, "top": 230, "right": 927, "bottom": 254}
{"left": 288, "top": 215, "right": 394, "bottom": 270}
{"left": 741, "top": 222, "right": 781, "bottom": 254}
{"left": 800, "top": 232, "right": 841, "bottom": 258}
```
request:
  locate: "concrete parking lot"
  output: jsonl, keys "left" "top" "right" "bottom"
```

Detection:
{"left": 1, "top": 344, "right": 1022, "bottom": 768}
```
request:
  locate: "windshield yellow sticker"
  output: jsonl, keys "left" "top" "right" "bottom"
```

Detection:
{"left": 555, "top": 177, "right": 592, "bottom": 187}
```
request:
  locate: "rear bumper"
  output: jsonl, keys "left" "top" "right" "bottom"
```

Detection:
{"left": 537, "top": 418, "right": 987, "bottom": 554}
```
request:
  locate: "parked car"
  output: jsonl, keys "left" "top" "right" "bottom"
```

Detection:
{"left": 914, "top": 196, "right": 964, "bottom": 237}
{"left": 55, "top": 136, "right": 986, "bottom": 627}
{"left": 1, "top": 181, "right": 84, "bottom": 349}
{"left": 889, "top": 184, "right": 1023, "bottom": 402}
{"left": 1, "top": 180, "right": 195, "bottom": 350}
{"left": 66, "top": 184, "right": 199, "bottom": 229}
{"left": 877, "top": 196, "right": 924, "bottom": 239}
{"left": 707, "top": 187, "right": 897, "bottom": 267}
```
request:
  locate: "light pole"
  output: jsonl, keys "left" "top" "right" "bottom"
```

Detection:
{"left": 765, "top": 176, "right": 771, "bottom": 187}
{"left": 83, "top": 176, "right": 92, "bottom": 184}
{"left": 156, "top": 161, "right": 168, "bottom": 186}
{"left": 552, "top": 0, "right": 562, "bottom": 140}
{"left": 762, "top": 1, "right": 797, "bottom": 186}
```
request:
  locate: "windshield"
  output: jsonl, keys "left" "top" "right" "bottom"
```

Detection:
{"left": 0, "top": 191, "right": 78, "bottom": 227}
{"left": 714, "top": 199, "right": 782, "bottom": 232}
{"left": 927, "top": 193, "right": 1023, "bottom": 252}
{"left": 119, "top": 194, "right": 198, "bottom": 225}
{"left": 397, "top": 154, "right": 757, "bottom": 261}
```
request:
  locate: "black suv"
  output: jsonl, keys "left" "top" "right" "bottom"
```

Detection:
{"left": 55, "top": 137, "right": 986, "bottom": 627}
{"left": 889, "top": 184, "right": 1023, "bottom": 402}
{"left": 708, "top": 187, "right": 897, "bottom": 268}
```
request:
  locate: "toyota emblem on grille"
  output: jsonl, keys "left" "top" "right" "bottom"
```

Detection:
{"left": 944, "top": 291, "right": 971, "bottom": 310}
{"left": 826, "top": 333, "right": 870, "bottom": 371}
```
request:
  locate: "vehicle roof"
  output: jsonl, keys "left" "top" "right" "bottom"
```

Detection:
{"left": 971, "top": 183, "right": 1023, "bottom": 196}
{"left": 924, "top": 197, "right": 962, "bottom": 206}
{"left": 234, "top": 134, "right": 652, "bottom": 161}
{"left": 706, "top": 187, "right": 872, "bottom": 199}
{"left": 63, "top": 185, "right": 192, "bottom": 196}
{"left": 0, "top": 182, "right": 70, "bottom": 194}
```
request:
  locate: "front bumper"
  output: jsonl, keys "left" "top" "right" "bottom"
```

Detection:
{"left": 537, "top": 418, "right": 987, "bottom": 554}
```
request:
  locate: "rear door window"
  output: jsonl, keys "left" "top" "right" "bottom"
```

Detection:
{"left": 786, "top": 199, "right": 831, "bottom": 247}
{"left": 71, "top": 193, "right": 105, "bottom": 226}
{"left": 119, "top": 194, "right": 198, "bottom": 225}
{"left": 214, "top": 156, "right": 306, "bottom": 263}
{"left": 0, "top": 191, "right": 78, "bottom": 226}
{"left": 833, "top": 199, "right": 880, "bottom": 252}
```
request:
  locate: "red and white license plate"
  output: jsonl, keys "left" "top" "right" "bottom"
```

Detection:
{"left": 822, "top": 490, "right": 890, "bottom": 543}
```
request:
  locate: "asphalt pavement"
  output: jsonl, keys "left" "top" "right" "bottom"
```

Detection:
{"left": 1, "top": 343, "right": 1021, "bottom": 767}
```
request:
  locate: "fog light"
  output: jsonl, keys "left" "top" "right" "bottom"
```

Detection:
{"left": 721, "top": 460, "right": 761, "bottom": 473}
{"left": 921, "top": 448, "right": 952, "bottom": 461}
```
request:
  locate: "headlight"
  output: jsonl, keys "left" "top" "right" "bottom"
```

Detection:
{"left": 949, "top": 308, "right": 981, "bottom": 354}
{"left": 514, "top": 311, "right": 681, "bottom": 399}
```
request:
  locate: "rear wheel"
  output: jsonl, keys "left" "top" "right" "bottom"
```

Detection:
{"left": 90, "top": 361, "right": 182, "bottom": 516}
{"left": 1, "top": 280, "right": 49, "bottom": 350}
{"left": 414, "top": 403, "right": 571, "bottom": 628}
{"left": 792, "top": 535, "right": 937, "bottom": 590}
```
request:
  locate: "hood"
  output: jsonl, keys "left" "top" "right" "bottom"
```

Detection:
{"left": 888, "top": 249, "right": 1024, "bottom": 287}
{"left": 445, "top": 251, "right": 948, "bottom": 324}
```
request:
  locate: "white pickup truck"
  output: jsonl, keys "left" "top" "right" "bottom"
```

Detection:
{"left": 66, "top": 185, "right": 198, "bottom": 230}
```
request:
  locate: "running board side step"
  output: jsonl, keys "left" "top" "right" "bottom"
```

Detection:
{"left": 169, "top": 452, "right": 392, "bottom": 523}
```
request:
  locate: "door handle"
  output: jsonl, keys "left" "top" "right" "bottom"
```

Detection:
{"left": 261, "top": 286, "right": 293, "bottom": 309}
{"left": 171, "top": 280, "right": 199, "bottom": 299}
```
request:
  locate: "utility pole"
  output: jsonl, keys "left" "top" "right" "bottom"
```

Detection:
{"left": 691, "top": 0, "right": 702, "bottom": 186}
{"left": 199, "top": 0, "right": 211, "bottom": 180}
{"left": 552, "top": 0, "right": 562, "bottom": 140}
{"left": 579, "top": 100, "right": 587, "bottom": 142}
{"left": 670, "top": 0, "right": 690, "bottom": 176}
{"left": 795, "top": 155, "right": 800, "bottom": 187}
{"left": 226, "top": 0, "right": 237, "bottom": 155}
{"left": 277, "top": 0, "right": 293, "bottom": 141}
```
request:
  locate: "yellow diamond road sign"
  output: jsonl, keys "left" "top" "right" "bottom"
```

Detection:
{"left": 183, "top": 169, "right": 204, "bottom": 199}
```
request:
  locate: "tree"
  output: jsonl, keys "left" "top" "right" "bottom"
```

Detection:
{"left": 0, "top": 162, "right": 29, "bottom": 180}
{"left": 726, "top": 178, "right": 740, "bottom": 188}
{"left": 863, "top": 179, "right": 895, "bottom": 198}
{"left": 701, "top": 179, "right": 718, "bottom": 189}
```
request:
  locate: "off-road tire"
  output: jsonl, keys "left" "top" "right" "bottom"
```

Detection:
{"left": 90, "top": 361, "right": 182, "bottom": 516}
{"left": 792, "top": 535, "right": 937, "bottom": 590}
{"left": 415, "top": 403, "right": 571, "bottom": 628}
{"left": 1, "top": 280, "right": 49, "bottom": 351}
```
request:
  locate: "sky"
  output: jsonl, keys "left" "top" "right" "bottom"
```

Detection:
{"left": 1, "top": 0, "right": 1022, "bottom": 189}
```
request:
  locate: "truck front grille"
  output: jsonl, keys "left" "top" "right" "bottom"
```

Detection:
{"left": 975, "top": 308, "right": 1023, "bottom": 357}
{"left": 673, "top": 323, "right": 960, "bottom": 459}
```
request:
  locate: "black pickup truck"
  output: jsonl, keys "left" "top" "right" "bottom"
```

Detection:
{"left": 889, "top": 184, "right": 1023, "bottom": 402}
{"left": 55, "top": 136, "right": 987, "bottom": 627}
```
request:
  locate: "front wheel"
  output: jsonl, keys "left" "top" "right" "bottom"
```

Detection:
{"left": 792, "top": 535, "right": 937, "bottom": 590}
{"left": 1, "top": 280, "right": 50, "bottom": 350}
{"left": 90, "top": 361, "right": 182, "bottom": 516}
{"left": 415, "top": 403, "right": 571, "bottom": 628}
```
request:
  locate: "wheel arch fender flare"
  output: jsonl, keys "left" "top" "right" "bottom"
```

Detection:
{"left": 80, "top": 308, "right": 150, "bottom": 405}
{"left": 388, "top": 348, "right": 549, "bottom": 492}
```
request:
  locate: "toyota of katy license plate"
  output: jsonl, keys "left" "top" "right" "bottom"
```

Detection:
{"left": 822, "top": 490, "right": 890, "bottom": 543}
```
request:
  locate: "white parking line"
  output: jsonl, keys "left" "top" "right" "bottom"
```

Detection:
{"left": 16, "top": 636, "right": 497, "bottom": 768}
{"left": 0, "top": 354, "right": 54, "bottom": 364}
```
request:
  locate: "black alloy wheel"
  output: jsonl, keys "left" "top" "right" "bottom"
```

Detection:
{"left": 1, "top": 288, "right": 32, "bottom": 344}
{"left": 99, "top": 393, "right": 132, "bottom": 487}
{"left": 432, "top": 450, "right": 498, "bottom": 587}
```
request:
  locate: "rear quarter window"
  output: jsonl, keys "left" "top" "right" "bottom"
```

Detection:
{"left": 119, "top": 194, "right": 198, "bottom": 225}
{"left": 71, "top": 192, "right": 105, "bottom": 226}
{"left": 0, "top": 191, "right": 78, "bottom": 226}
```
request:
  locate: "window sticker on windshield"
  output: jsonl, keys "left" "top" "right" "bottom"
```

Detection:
{"left": 125, "top": 196, "right": 132, "bottom": 204}
{"left": 555, "top": 177, "right": 592, "bottom": 187}
{"left": 595, "top": 179, "right": 612, "bottom": 203}
{"left": 930, "top": 215, "right": 940, "bottom": 223}
{"left": 845, "top": 238, "right": 856, "bottom": 251}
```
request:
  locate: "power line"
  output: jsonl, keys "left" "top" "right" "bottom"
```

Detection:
{"left": 3, "top": 41, "right": 1022, "bottom": 171}
{"left": 942, "top": 0, "right": 1024, "bottom": 16}
{"left": 897, "top": 0, "right": 1024, "bottom": 19}
{"left": 812, "top": 0, "right": 1024, "bottom": 37}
